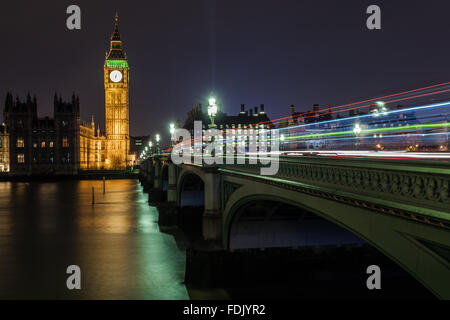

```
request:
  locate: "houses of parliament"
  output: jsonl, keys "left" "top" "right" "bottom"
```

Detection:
{"left": 0, "top": 14, "right": 135, "bottom": 175}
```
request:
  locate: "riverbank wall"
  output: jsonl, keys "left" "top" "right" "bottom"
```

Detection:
{"left": 0, "top": 170, "right": 139, "bottom": 182}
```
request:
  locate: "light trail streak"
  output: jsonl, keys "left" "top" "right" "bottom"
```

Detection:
{"left": 280, "top": 150, "right": 450, "bottom": 160}
{"left": 285, "top": 132, "right": 449, "bottom": 144}
{"left": 284, "top": 122, "right": 450, "bottom": 140}
{"left": 187, "top": 85, "right": 450, "bottom": 145}
{"left": 280, "top": 100, "right": 450, "bottom": 132}
{"left": 255, "top": 81, "right": 450, "bottom": 126}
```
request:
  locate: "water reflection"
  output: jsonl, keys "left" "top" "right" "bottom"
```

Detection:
{"left": 0, "top": 180, "right": 189, "bottom": 300}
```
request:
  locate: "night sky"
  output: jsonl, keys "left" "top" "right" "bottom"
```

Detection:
{"left": 2, "top": 0, "right": 450, "bottom": 139}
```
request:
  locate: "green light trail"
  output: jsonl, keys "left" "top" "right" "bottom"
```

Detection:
{"left": 285, "top": 122, "right": 450, "bottom": 141}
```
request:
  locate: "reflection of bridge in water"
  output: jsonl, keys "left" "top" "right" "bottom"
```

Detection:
{"left": 139, "top": 154, "right": 450, "bottom": 299}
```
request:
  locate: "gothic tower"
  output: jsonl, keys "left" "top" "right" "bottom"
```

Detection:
{"left": 104, "top": 13, "right": 130, "bottom": 169}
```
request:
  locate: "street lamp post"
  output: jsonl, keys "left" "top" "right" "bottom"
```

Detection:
{"left": 371, "top": 101, "right": 388, "bottom": 117}
{"left": 148, "top": 141, "right": 153, "bottom": 156}
{"left": 155, "top": 134, "right": 161, "bottom": 155}
{"left": 280, "top": 133, "right": 286, "bottom": 152}
{"left": 353, "top": 123, "right": 362, "bottom": 150}
{"left": 207, "top": 97, "right": 218, "bottom": 129}
{"left": 169, "top": 123, "right": 175, "bottom": 147}
{"left": 207, "top": 97, "right": 219, "bottom": 158}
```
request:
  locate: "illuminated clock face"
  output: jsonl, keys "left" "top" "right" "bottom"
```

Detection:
{"left": 110, "top": 70, "right": 123, "bottom": 83}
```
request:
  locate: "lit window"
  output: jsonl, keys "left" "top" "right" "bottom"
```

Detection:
{"left": 50, "top": 141, "right": 54, "bottom": 148}
{"left": 62, "top": 137, "right": 69, "bottom": 148}
{"left": 17, "top": 138, "right": 24, "bottom": 148}
{"left": 33, "top": 142, "right": 38, "bottom": 148}
{"left": 41, "top": 141, "right": 46, "bottom": 148}
{"left": 17, "top": 154, "right": 25, "bottom": 164}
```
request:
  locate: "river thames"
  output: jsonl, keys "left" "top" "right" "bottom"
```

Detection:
{"left": 0, "top": 179, "right": 435, "bottom": 300}
{"left": 0, "top": 179, "right": 189, "bottom": 299}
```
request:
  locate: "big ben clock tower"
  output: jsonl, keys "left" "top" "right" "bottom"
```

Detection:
{"left": 104, "top": 13, "right": 130, "bottom": 169}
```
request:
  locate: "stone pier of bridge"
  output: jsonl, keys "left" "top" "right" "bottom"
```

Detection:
{"left": 138, "top": 154, "right": 223, "bottom": 248}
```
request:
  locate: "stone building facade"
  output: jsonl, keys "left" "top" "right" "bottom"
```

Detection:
{"left": 0, "top": 14, "right": 134, "bottom": 175}
{"left": 3, "top": 93, "right": 80, "bottom": 175}
{"left": 0, "top": 124, "right": 9, "bottom": 172}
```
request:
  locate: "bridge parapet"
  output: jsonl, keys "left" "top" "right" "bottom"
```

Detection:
{"left": 219, "top": 156, "right": 450, "bottom": 227}
{"left": 141, "top": 154, "right": 450, "bottom": 234}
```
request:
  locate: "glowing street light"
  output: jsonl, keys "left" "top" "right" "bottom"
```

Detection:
{"left": 155, "top": 134, "right": 161, "bottom": 155}
{"left": 207, "top": 96, "right": 218, "bottom": 128}
{"left": 169, "top": 123, "right": 176, "bottom": 147}
{"left": 148, "top": 141, "right": 153, "bottom": 156}
{"left": 353, "top": 123, "right": 362, "bottom": 150}
{"left": 353, "top": 123, "right": 362, "bottom": 135}
{"left": 371, "top": 101, "right": 388, "bottom": 117}
{"left": 378, "top": 102, "right": 387, "bottom": 112}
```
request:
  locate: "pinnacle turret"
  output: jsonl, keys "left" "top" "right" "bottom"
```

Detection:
{"left": 106, "top": 12, "right": 126, "bottom": 60}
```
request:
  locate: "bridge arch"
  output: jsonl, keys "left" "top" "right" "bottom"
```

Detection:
{"left": 177, "top": 166, "right": 206, "bottom": 207}
{"left": 222, "top": 177, "right": 450, "bottom": 298}
{"left": 175, "top": 166, "right": 207, "bottom": 240}
{"left": 160, "top": 162, "right": 169, "bottom": 200}
{"left": 226, "top": 195, "right": 364, "bottom": 250}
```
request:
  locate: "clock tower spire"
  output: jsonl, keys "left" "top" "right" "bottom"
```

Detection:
{"left": 104, "top": 12, "right": 130, "bottom": 169}
{"left": 106, "top": 12, "right": 126, "bottom": 60}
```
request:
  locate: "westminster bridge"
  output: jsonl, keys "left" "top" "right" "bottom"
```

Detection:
{"left": 138, "top": 154, "right": 450, "bottom": 299}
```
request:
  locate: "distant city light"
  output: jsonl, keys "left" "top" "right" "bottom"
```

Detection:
{"left": 353, "top": 123, "right": 362, "bottom": 135}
